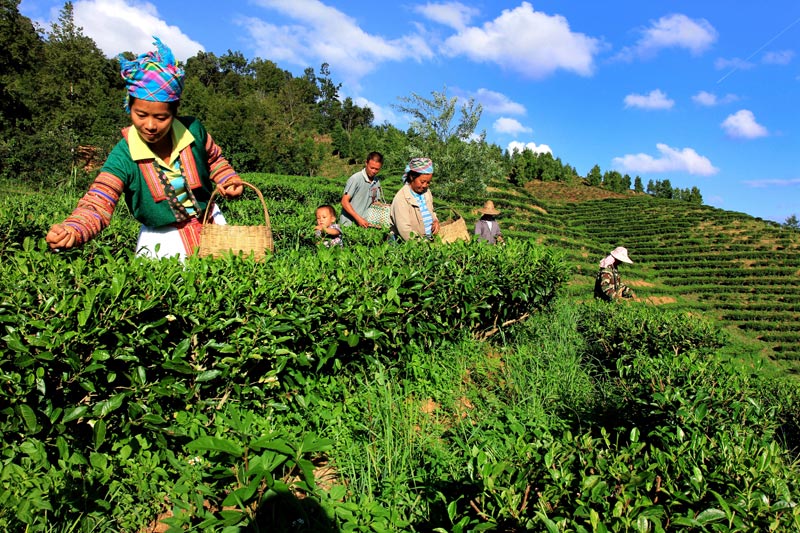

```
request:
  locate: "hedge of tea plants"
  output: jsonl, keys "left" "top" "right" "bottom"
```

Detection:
{"left": 0, "top": 203, "right": 566, "bottom": 531}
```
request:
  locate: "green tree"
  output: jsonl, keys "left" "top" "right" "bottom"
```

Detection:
{"left": 0, "top": 0, "right": 43, "bottom": 133}
{"left": 784, "top": 214, "right": 798, "bottom": 230}
{"left": 586, "top": 164, "right": 602, "bottom": 187}
{"left": 314, "top": 62, "right": 341, "bottom": 132}
{"left": 5, "top": 2, "right": 124, "bottom": 185}
{"left": 602, "top": 170, "right": 623, "bottom": 192}
{"left": 688, "top": 186, "right": 703, "bottom": 204}
{"left": 634, "top": 176, "right": 644, "bottom": 193}
{"left": 392, "top": 87, "right": 499, "bottom": 201}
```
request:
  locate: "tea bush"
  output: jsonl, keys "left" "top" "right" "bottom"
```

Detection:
{"left": 0, "top": 236, "right": 565, "bottom": 530}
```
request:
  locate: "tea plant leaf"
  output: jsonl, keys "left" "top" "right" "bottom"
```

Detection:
{"left": 62, "top": 405, "right": 88, "bottom": 424}
{"left": 93, "top": 393, "right": 125, "bottom": 417}
{"left": 17, "top": 404, "right": 39, "bottom": 433}
{"left": 195, "top": 370, "right": 222, "bottom": 382}
{"left": 696, "top": 508, "right": 726, "bottom": 524}
{"left": 93, "top": 419, "right": 106, "bottom": 449}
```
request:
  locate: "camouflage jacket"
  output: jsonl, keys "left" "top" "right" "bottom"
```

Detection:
{"left": 594, "top": 266, "right": 633, "bottom": 301}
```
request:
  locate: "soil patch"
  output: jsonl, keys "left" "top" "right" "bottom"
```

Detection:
{"left": 644, "top": 296, "right": 677, "bottom": 305}
{"left": 524, "top": 179, "right": 632, "bottom": 204}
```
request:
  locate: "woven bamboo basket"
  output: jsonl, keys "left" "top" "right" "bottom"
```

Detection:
{"left": 437, "top": 209, "right": 471, "bottom": 244}
{"left": 198, "top": 181, "right": 274, "bottom": 260}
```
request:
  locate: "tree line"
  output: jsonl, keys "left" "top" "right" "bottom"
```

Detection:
{"left": 1, "top": 0, "right": 704, "bottom": 205}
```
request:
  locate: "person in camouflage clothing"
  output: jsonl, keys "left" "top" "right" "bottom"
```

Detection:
{"left": 594, "top": 246, "right": 636, "bottom": 301}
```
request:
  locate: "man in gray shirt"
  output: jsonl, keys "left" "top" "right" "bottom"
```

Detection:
{"left": 340, "top": 152, "right": 384, "bottom": 227}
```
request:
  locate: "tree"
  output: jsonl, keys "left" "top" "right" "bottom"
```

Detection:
{"left": 4, "top": 2, "right": 125, "bottom": 185}
{"left": 314, "top": 62, "right": 341, "bottom": 132}
{"left": 785, "top": 214, "right": 799, "bottom": 230}
{"left": 0, "top": 0, "right": 43, "bottom": 134}
{"left": 688, "top": 186, "right": 703, "bottom": 204}
{"left": 392, "top": 87, "right": 499, "bottom": 201}
{"left": 634, "top": 176, "right": 644, "bottom": 193}
{"left": 602, "top": 170, "right": 623, "bottom": 192}
{"left": 586, "top": 165, "right": 602, "bottom": 187}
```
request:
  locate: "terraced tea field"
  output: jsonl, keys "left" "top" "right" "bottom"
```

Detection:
{"left": 502, "top": 182, "right": 800, "bottom": 370}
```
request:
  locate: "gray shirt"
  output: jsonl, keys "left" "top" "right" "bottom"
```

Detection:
{"left": 340, "top": 168, "right": 382, "bottom": 226}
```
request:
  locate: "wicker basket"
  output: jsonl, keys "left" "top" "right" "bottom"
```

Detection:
{"left": 198, "top": 181, "right": 274, "bottom": 260}
{"left": 437, "top": 209, "right": 471, "bottom": 244}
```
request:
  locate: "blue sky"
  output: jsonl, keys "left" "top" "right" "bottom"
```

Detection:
{"left": 21, "top": 0, "right": 799, "bottom": 222}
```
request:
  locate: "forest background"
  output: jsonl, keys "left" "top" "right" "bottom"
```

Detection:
{"left": 0, "top": 0, "right": 713, "bottom": 208}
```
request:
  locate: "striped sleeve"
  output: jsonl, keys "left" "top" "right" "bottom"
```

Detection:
{"left": 62, "top": 172, "right": 124, "bottom": 245}
{"left": 204, "top": 133, "right": 239, "bottom": 186}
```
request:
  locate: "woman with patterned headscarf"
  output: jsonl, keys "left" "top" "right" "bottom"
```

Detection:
{"left": 389, "top": 157, "right": 439, "bottom": 241}
{"left": 46, "top": 37, "right": 243, "bottom": 259}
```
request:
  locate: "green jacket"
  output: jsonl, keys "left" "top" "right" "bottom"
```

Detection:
{"left": 100, "top": 116, "right": 229, "bottom": 227}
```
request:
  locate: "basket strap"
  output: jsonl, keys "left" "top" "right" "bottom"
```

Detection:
{"left": 370, "top": 182, "right": 386, "bottom": 205}
{"left": 203, "top": 181, "right": 271, "bottom": 230}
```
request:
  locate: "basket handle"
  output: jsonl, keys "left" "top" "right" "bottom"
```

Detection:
{"left": 440, "top": 206, "right": 462, "bottom": 220}
{"left": 202, "top": 181, "right": 271, "bottom": 229}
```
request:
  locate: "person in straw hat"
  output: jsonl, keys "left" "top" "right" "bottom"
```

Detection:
{"left": 46, "top": 37, "right": 243, "bottom": 260}
{"left": 594, "top": 246, "right": 636, "bottom": 301}
{"left": 474, "top": 200, "right": 504, "bottom": 244}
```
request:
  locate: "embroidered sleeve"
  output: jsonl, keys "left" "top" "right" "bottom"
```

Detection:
{"left": 204, "top": 133, "right": 240, "bottom": 186}
{"left": 62, "top": 172, "right": 125, "bottom": 245}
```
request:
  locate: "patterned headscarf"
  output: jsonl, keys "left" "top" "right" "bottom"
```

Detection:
{"left": 402, "top": 157, "right": 434, "bottom": 183}
{"left": 119, "top": 37, "right": 185, "bottom": 112}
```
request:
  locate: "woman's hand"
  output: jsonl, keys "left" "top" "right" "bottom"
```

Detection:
{"left": 218, "top": 179, "right": 244, "bottom": 199}
{"left": 45, "top": 224, "right": 77, "bottom": 250}
{"left": 431, "top": 219, "right": 440, "bottom": 234}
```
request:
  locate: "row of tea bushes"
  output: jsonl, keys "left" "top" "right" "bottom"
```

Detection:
{"left": 0, "top": 236, "right": 566, "bottom": 529}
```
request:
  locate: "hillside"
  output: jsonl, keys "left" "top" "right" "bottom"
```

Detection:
{"left": 3, "top": 171, "right": 800, "bottom": 531}
{"left": 467, "top": 178, "right": 800, "bottom": 372}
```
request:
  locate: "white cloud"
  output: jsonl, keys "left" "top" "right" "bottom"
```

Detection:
{"left": 612, "top": 143, "right": 718, "bottom": 176}
{"left": 507, "top": 140, "right": 552, "bottom": 156}
{"left": 721, "top": 110, "right": 768, "bottom": 139}
{"left": 414, "top": 2, "right": 479, "bottom": 31}
{"left": 742, "top": 178, "right": 800, "bottom": 188}
{"left": 715, "top": 57, "right": 755, "bottom": 71}
{"left": 615, "top": 13, "right": 717, "bottom": 61}
{"left": 762, "top": 50, "right": 794, "bottom": 65}
{"left": 494, "top": 117, "right": 532, "bottom": 135}
{"left": 244, "top": 0, "right": 434, "bottom": 85}
{"left": 691, "top": 90, "right": 738, "bottom": 106}
{"left": 69, "top": 0, "right": 203, "bottom": 60}
{"left": 474, "top": 88, "right": 526, "bottom": 115}
{"left": 623, "top": 89, "right": 674, "bottom": 110}
{"left": 352, "top": 96, "right": 399, "bottom": 124}
{"left": 441, "top": 1, "right": 602, "bottom": 78}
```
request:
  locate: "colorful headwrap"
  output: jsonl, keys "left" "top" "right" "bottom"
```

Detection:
{"left": 119, "top": 37, "right": 185, "bottom": 112}
{"left": 402, "top": 157, "right": 434, "bottom": 183}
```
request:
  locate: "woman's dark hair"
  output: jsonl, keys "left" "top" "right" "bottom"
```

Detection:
{"left": 406, "top": 170, "right": 422, "bottom": 183}
{"left": 129, "top": 96, "right": 180, "bottom": 114}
